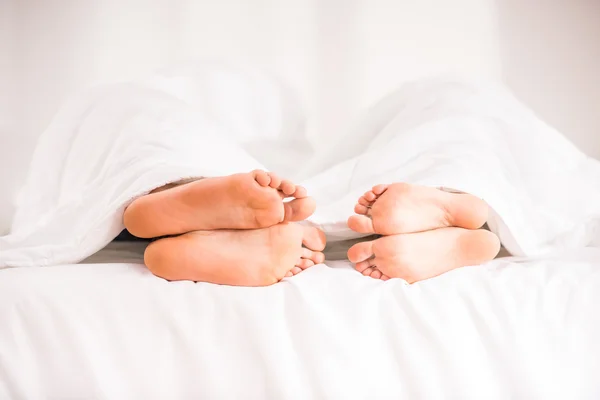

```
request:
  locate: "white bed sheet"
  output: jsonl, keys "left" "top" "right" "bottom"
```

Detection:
{"left": 2, "top": 70, "right": 600, "bottom": 399}
{"left": 2, "top": 244, "right": 599, "bottom": 399}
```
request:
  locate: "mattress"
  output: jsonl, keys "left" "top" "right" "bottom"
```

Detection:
{"left": 2, "top": 243, "right": 599, "bottom": 399}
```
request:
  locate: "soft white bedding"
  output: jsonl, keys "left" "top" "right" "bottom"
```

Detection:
{"left": 2, "top": 65, "right": 600, "bottom": 398}
{"left": 1, "top": 245, "right": 599, "bottom": 399}
{"left": 1, "top": 65, "right": 599, "bottom": 267}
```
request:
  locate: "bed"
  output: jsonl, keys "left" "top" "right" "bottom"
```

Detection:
{"left": 2, "top": 241, "right": 599, "bottom": 398}
{"left": 2, "top": 68, "right": 600, "bottom": 399}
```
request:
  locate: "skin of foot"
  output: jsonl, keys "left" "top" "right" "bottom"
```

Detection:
{"left": 144, "top": 223, "right": 327, "bottom": 287}
{"left": 124, "top": 170, "right": 317, "bottom": 238}
{"left": 347, "top": 183, "right": 489, "bottom": 236}
{"left": 347, "top": 227, "right": 501, "bottom": 283}
{"left": 347, "top": 182, "right": 500, "bottom": 282}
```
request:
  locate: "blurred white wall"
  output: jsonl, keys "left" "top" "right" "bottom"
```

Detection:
{"left": 0, "top": 0, "right": 19, "bottom": 233}
{"left": 10, "top": 0, "right": 500, "bottom": 146}
{"left": 498, "top": 0, "right": 600, "bottom": 159}
{"left": 16, "top": 0, "right": 179, "bottom": 149}
{"left": 0, "top": 0, "right": 599, "bottom": 232}
{"left": 0, "top": 0, "right": 16, "bottom": 136}
{"left": 319, "top": 0, "right": 501, "bottom": 139}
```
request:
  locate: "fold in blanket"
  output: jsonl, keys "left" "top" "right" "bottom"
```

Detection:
{"left": 1, "top": 64, "right": 599, "bottom": 268}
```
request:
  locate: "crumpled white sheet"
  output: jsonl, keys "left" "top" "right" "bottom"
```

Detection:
{"left": 1, "top": 63, "right": 600, "bottom": 267}
{"left": 1, "top": 246, "right": 600, "bottom": 399}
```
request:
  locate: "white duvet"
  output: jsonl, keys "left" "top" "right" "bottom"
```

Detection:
{"left": 1, "top": 64, "right": 600, "bottom": 398}
{"left": 1, "top": 63, "right": 599, "bottom": 265}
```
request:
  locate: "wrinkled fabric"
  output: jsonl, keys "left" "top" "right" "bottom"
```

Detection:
{"left": 1, "top": 66, "right": 600, "bottom": 267}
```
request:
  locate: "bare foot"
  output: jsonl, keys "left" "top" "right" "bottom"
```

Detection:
{"left": 144, "top": 223, "right": 326, "bottom": 286}
{"left": 347, "top": 227, "right": 500, "bottom": 283}
{"left": 347, "top": 183, "right": 489, "bottom": 235}
{"left": 124, "top": 170, "right": 316, "bottom": 238}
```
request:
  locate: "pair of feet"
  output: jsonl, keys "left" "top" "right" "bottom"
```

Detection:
{"left": 123, "top": 170, "right": 500, "bottom": 286}
{"left": 124, "top": 170, "right": 326, "bottom": 286}
{"left": 346, "top": 184, "right": 500, "bottom": 282}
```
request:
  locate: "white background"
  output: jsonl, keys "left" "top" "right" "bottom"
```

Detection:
{"left": 1, "top": 0, "right": 599, "bottom": 232}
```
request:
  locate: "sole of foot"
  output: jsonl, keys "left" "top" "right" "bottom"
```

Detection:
{"left": 347, "top": 227, "right": 500, "bottom": 283}
{"left": 347, "top": 183, "right": 489, "bottom": 235}
{"left": 144, "top": 223, "right": 327, "bottom": 287}
{"left": 124, "top": 170, "right": 317, "bottom": 238}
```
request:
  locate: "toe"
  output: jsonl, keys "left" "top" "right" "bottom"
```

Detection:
{"left": 267, "top": 172, "right": 282, "bottom": 188}
{"left": 283, "top": 197, "right": 316, "bottom": 222}
{"left": 312, "top": 251, "right": 325, "bottom": 264}
{"left": 290, "top": 266, "right": 303, "bottom": 275}
{"left": 253, "top": 170, "right": 271, "bottom": 187}
{"left": 347, "top": 240, "right": 375, "bottom": 263}
{"left": 363, "top": 191, "right": 377, "bottom": 202}
{"left": 297, "top": 258, "right": 315, "bottom": 269}
{"left": 347, "top": 215, "right": 375, "bottom": 234}
{"left": 284, "top": 271, "right": 293, "bottom": 278}
{"left": 301, "top": 226, "right": 327, "bottom": 251}
{"left": 301, "top": 248, "right": 314, "bottom": 259}
{"left": 301, "top": 248, "right": 325, "bottom": 264}
{"left": 354, "top": 259, "right": 372, "bottom": 273}
{"left": 354, "top": 204, "right": 370, "bottom": 215}
{"left": 371, "top": 184, "right": 389, "bottom": 195}
{"left": 362, "top": 267, "right": 375, "bottom": 277}
{"left": 293, "top": 185, "right": 308, "bottom": 198}
{"left": 280, "top": 180, "right": 296, "bottom": 196}
{"left": 358, "top": 196, "right": 372, "bottom": 207}
{"left": 371, "top": 269, "right": 383, "bottom": 279}
{"left": 381, "top": 275, "right": 390, "bottom": 281}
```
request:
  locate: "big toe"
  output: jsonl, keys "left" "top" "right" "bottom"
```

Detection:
{"left": 371, "top": 184, "right": 389, "bottom": 195}
{"left": 302, "top": 225, "right": 327, "bottom": 251}
{"left": 347, "top": 240, "right": 375, "bottom": 263}
{"left": 347, "top": 215, "right": 375, "bottom": 234}
{"left": 284, "top": 197, "right": 317, "bottom": 222}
